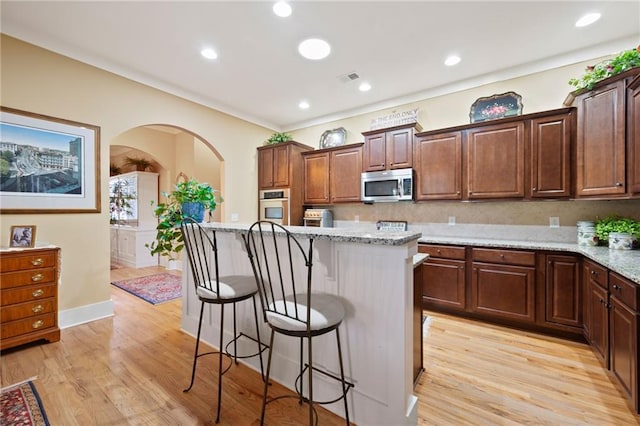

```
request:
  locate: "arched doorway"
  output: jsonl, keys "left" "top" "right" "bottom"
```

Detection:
{"left": 109, "top": 124, "right": 223, "bottom": 269}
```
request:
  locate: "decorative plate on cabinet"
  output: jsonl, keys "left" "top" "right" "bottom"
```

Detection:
{"left": 319, "top": 127, "right": 347, "bottom": 148}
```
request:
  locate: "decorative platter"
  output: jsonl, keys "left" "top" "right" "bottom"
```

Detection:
{"left": 319, "top": 127, "right": 347, "bottom": 148}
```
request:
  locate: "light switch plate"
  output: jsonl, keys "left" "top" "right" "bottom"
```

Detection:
{"left": 549, "top": 217, "right": 560, "bottom": 228}
{"left": 231, "top": 213, "right": 239, "bottom": 222}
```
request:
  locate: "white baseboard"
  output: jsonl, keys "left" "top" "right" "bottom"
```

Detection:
{"left": 58, "top": 299, "right": 114, "bottom": 329}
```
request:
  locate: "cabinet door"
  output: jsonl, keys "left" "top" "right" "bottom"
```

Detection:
{"left": 530, "top": 113, "right": 572, "bottom": 198}
{"left": 585, "top": 279, "right": 609, "bottom": 366}
{"left": 386, "top": 128, "right": 413, "bottom": 169}
{"left": 471, "top": 262, "right": 535, "bottom": 322}
{"left": 465, "top": 121, "right": 525, "bottom": 199}
{"left": 422, "top": 258, "right": 466, "bottom": 310}
{"left": 610, "top": 296, "right": 638, "bottom": 406}
{"left": 629, "top": 81, "right": 640, "bottom": 195}
{"left": 363, "top": 133, "right": 387, "bottom": 172}
{"left": 545, "top": 254, "right": 581, "bottom": 328}
{"left": 258, "top": 148, "right": 274, "bottom": 189}
{"left": 303, "top": 152, "right": 330, "bottom": 204}
{"left": 414, "top": 132, "right": 462, "bottom": 200}
{"left": 272, "top": 144, "right": 290, "bottom": 188}
{"left": 575, "top": 79, "right": 626, "bottom": 196}
{"left": 330, "top": 146, "right": 362, "bottom": 203}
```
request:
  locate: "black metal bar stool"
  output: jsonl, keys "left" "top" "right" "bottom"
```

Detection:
{"left": 244, "top": 220, "right": 353, "bottom": 425}
{"left": 180, "top": 217, "right": 267, "bottom": 423}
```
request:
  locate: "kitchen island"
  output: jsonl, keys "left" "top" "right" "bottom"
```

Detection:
{"left": 180, "top": 223, "right": 422, "bottom": 425}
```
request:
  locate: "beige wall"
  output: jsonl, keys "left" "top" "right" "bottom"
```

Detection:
{"left": 1, "top": 35, "right": 272, "bottom": 314}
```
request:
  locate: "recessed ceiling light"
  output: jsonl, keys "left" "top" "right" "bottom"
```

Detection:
{"left": 575, "top": 12, "right": 601, "bottom": 27}
{"left": 201, "top": 48, "right": 218, "bottom": 60}
{"left": 273, "top": 1, "right": 292, "bottom": 18}
{"left": 444, "top": 55, "right": 461, "bottom": 66}
{"left": 298, "top": 101, "right": 310, "bottom": 109}
{"left": 359, "top": 82, "right": 372, "bottom": 92}
{"left": 298, "top": 38, "right": 331, "bottom": 60}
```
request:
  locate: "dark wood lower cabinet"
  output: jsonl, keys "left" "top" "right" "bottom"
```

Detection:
{"left": 610, "top": 297, "right": 638, "bottom": 409}
{"left": 544, "top": 254, "right": 581, "bottom": 329}
{"left": 471, "top": 262, "right": 535, "bottom": 323}
{"left": 422, "top": 258, "right": 466, "bottom": 310}
{"left": 585, "top": 279, "right": 609, "bottom": 366}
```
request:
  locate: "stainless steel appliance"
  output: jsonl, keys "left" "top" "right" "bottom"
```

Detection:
{"left": 361, "top": 168, "right": 414, "bottom": 202}
{"left": 303, "top": 209, "right": 333, "bottom": 227}
{"left": 259, "top": 188, "right": 290, "bottom": 225}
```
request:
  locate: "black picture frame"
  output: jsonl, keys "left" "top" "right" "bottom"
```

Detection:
{"left": 469, "top": 91, "right": 523, "bottom": 123}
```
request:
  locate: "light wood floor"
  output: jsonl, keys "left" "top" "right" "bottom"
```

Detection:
{"left": 2, "top": 265, "right": 639, "bottom": 425}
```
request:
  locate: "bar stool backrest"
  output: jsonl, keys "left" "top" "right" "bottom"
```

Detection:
{"left": 245, "top": 221, "right": 314, "bottom": 331}
{"left": 180, "top": 217, "right": 222, "bottom": 299}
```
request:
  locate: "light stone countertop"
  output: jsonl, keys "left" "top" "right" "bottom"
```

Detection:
{"left": 202, "top": 222, "right": 422, "bottom": 246}
{"left": 419, "top": 235, "right": 640, "bottom": 285}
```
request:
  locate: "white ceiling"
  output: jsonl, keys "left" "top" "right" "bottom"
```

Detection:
{"left": 1, "top": 1, "right": 639, "bottom": 131}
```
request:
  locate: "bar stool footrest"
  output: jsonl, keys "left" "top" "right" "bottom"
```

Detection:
{"left": 294, "top": 363, "right": 354, "bottom": 406}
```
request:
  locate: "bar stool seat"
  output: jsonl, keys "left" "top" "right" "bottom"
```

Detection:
{"left": 267, "top": 293, "right": 345, "bottom": 332}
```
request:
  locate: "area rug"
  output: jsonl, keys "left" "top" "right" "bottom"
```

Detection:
{"left": 111, "top": 273, "right": 181, "bottom": 305}
{"left": 1, "top": 379, "right": 50, "bottom": 426}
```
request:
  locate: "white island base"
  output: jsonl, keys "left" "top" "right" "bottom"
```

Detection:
{"left": 181, "top": 224, "right": 421, "bottom": 425}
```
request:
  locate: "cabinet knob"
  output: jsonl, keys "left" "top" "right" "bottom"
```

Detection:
{"left": 31, "top": 273, "right": 44, "bottom": 282}
{"left": 612, "top": 284, "right": 621, "bottom": 290}
{"left": 591, "top": 270, "right": 597, "bottom": 276}
{"left": 30, "top": 258, "right": 44, "bottom": 266}
{"left": 32, "top": 304, "right": 44, "bottom": 313}
{"left": 532, "top": 187, "right": 537, "bottom": 191}
{"left": 456, "top": 191, "right": 461, "bottom": 195}
{"left": 436, "top": 249, "right": 441, "bottom": 254}
{"left": 32, "top": 320, "right": 44, "bottom": 329}
{"left": 599, "top": 298, "right": 604, "bottom": 304}
{"left": 500, "top": 254, "right": 505, "bottom": 259}
{"left": 615, "top": 182, "right": 623, "bottom": 187}
{"left": 32, "top": 289, "right": 44, "bottom": 297}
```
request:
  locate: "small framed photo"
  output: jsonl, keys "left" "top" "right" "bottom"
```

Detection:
{"left": 9, "top": 225, "right": 37, "bottom": 248}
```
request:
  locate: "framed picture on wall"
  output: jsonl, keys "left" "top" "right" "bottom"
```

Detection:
{"left": 0, "top": 106, "right": 101, "bottom": 213}
{"left": 9, "top": 225, "right": 37, "bottom": 248}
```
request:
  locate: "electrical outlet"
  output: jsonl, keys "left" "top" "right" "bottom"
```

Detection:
{"left": 354, "top": 215, "right": 360, "bottom": 223}
{"left": 549, "top": 217, "right": 560, "bottom": 228}
{"left": 448, "top": 216, "right": 456, "bottom": 226}
{"left": 231, "top": 213, "right": 239, "bottom": 222}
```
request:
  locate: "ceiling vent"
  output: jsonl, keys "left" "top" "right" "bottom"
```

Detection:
{"left": 338, "top": 72, "right": 360, "bottom": 84}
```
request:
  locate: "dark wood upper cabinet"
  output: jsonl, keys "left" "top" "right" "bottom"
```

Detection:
{"left": 302, "top": 143, "right": 364, "bottom": 205}
{"left": 530, "top": 112, "right": 573, "bottom": 198}
{"left": 362, "top": 123, "right": 421, "bottom": 172}
{"left": 330, "top": 145, "right": 363, "bottom": 203}
{"left": 628, "top": 74, "right": 640, "bottom": 195}
{"left": 465, "top": 120, "right": 525, "bottom": 199}
{"left": 572, "top": 68, "right": 640, "bottom": 198}
{"left": 302, "top": 151, "right": 330, "bottom": 205}
{"left": 257, "top": 141, "right": 313, "bottom": 190}
{"left": 414, "top": 132, "right": 462, "bottom": 200}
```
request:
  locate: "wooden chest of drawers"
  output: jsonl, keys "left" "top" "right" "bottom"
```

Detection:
{"left": 1, "top": 247, "right": 60, "bottom": 350}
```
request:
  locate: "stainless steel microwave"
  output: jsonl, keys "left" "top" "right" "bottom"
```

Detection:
{"left": 361, "top": 168, "right": 413, "bottom": 202}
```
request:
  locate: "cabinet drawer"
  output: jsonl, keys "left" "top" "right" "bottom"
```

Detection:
{"left": 418, "top": 244, "right": 466, "bottom": 260}
{"left": 0, "top": 251, "right": 56, "bottom": 272}
{"left": 610, "top": 272, "right": 639, "bottom": 311}
{"left": 0, "top": 283, "right": 57, "bottom": 306}
{"left": 1, "top": 298, "right": 56, "bottom": 322}
{"left": 471, "top": 248, "right": 535, "bottom": 266}
{"left": 0, "top": 268, "right": 56, "bottom": 289}
{"left": 584, "top": 260, "right": 609, "bottom": 289}
{"left": 1, "top": 313, "right": 56, "bottom": 339}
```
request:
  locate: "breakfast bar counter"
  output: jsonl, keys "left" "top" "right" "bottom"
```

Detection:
{"left": 180, "top": 223, "right": 422, "bottom": 425}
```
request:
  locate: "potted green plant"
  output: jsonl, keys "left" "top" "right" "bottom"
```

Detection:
{"left": 264, "top": 132, "right": 292, "bottom": 145}
{"left": 595, "top": 216, "right": 640, "bottom": 249}
{"left": 146, "top": 179, "right": 221, "bottom": 260}
{"left": 124, "top": 156, "right": 153, "bottom": 172}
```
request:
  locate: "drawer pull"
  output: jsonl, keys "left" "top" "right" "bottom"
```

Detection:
{"left": 32, "top": 289, "right": 44, "bottom": 297}
{"left": 32, "top": 320, "right": 44, "bottom": 329}
{"left": 32, "top": 304, "right": 44, "bottom": 313}
{"left": 31, "top": 273, "right": 44, "bottom": 282}
{"left": 31, "top": 258, "right": 44, "bottom": 266}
